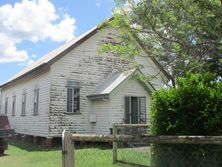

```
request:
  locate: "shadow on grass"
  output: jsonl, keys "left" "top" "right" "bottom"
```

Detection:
{"left": 9, "top": 141, "right": 60, "bottom": 152}
{"left": 10, "top": 139, "right": 113, "bottom": 153}
{"left": 0, "top": 153, "right": 9, "bottom": 157}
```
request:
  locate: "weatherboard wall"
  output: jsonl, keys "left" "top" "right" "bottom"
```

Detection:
{"left": 91, "top": 78, "right": 150, "bottom": 135}
{"left": 49, "top": 28, "right": 156, "bottom": 137}
{"left": 0, "top": 71, "right": 50, "bottom": 137}
{"left": 49, "top": 28, "right": 130, "bottom": 137}
{"left": 109, "top": 78, "right": 150, "bottom": 128}
{"left": 0, "top": 28, "right": 165, "bottom": 138}
{"left": 90, "top": 99, "right": 111, "bottom": 134}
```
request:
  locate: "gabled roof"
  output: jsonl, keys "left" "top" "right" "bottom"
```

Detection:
{"left": 0, "top": 26, "right": 98, "bottom": 87}
{"left": 87, "top": 69, "right": 155, "bottom": 100}
{"left": 0, "top": 18, "right": 171, "bottom": 88}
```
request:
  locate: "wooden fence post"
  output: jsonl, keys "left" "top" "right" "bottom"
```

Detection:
{"left": 112, "top": 124, "right": 117, "bottom": 164}
{"left": 62, "top": 130, "right": 74, "bottom": 167}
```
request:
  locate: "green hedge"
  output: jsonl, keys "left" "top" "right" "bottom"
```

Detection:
{"left": 150, "top": 73, "right": 222, "bottom": 167}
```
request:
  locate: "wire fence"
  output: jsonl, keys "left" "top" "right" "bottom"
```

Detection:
{"left": 113, "top": 124, "right": 150, "bottom": 166}
{"left": 62, "top": 125, "right": 222, "bottom": 167}
{"left": 115, "top": 142, "right": 151, "bottom": 167}
{"left": 74, "top": 143, "right": 114, "bottom": 167}
{"left": 73, "top": 142, "right": 150, "bottom": 167}
{"left": 151, "top": 144, "right": 222, "bottom": 167}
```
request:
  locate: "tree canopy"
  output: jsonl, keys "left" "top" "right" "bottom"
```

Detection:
{"left": 150, "top": 72, "right": 222, "bottom": 167}
{"left": 101, "top": 0, "right": 222, "bottom": 85}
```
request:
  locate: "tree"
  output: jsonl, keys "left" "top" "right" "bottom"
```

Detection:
{"left": 151, "top": 73, "right": 222, "bottom": 136}
{"left": 150, "top": 72, "right": 222, "bottom": 167}
{"left": 101, "top": 0, "right": 222, "bottom": 85}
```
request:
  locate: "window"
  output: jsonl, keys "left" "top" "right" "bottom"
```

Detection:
{"left": 34, "top": 89, "right": 39, "bottom": 115}
{"left": 5, "top": 97, "right": 8, "bottom": 115}
{"left": 66, "top": 81, "right": 80, "bottom": 113}
{"left": 12, "top": 95, "right": 16, "bottom": 116}
{"left": 21, "top": 93, "right": 26, "bottom": 116}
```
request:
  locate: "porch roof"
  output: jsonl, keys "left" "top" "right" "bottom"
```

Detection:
{"left": 87, "top": 69, "right": 155, "bottom": 100}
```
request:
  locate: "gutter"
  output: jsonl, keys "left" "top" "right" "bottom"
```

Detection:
{"left": 87, "top": 93, "right": 110, "bottom": 100}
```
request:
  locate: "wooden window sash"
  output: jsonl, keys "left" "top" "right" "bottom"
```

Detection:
{"left": 67, "top": 88, "right": 73, "bottom": 112}
{"left": 34, "top": 89, "right": 39, "bottom": 115}
{"left": 12, "top": 96, "right": 16, "bottom": 116}
{"left": 5, "top": 97, "right": 8, "bottom": 115}
{"left": 66, "top": 85, "right": 80, "bottom": 113}
{"left": 21, "top": 93, "right": 26, "bottom": 116}
{"left": 73, "top": 88, "right": 80, "bottom": 112}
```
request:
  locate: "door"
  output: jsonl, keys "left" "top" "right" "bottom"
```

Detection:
{"left": 125, "top": 96, "right": 147, "bottom": 134}
{"left": 125, "top": 96, "right": 146, "bottom": 124}
{"left": 131, "top": 97, "right": 139, "bottom": 124}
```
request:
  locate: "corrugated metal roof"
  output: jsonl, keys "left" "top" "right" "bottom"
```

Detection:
{"left": 0, "top": 17, "right": 171, "bottom": 88}
{"left": 1, "top": 26, "right": 97, "bottom": 86}
{"left": 88, "top": 69, "right": 136, "bottom": 97}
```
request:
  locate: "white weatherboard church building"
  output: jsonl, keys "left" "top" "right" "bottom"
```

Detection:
{"left": 0, "top": 24, "right": 170, "bottom": 142}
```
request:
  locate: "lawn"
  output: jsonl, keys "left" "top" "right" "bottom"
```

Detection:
{"left": 0, "top": 142, "right": 150, "bottom": 167}
{"left": 0, "top": 142, "right": 61, "bottom": 167}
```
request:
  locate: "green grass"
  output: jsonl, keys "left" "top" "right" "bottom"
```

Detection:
{"left": 0, "top": 142, "right": 61, "bottom": 167}
{"left": 0, "top": 142, "right": 150, "bottom": 167}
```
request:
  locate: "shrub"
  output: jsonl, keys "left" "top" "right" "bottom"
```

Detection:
{"left": 150, "top": 73, "right": 222, "bottom": 167}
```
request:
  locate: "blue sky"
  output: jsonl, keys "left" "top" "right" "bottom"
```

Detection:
{"left": 0, "top": 0, "right": 115, "bottom": 84}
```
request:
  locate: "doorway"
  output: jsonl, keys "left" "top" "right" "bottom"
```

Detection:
{"left": 131, "top": 97, "right": 139, "bottom": 124}
{"left": 125, "top": 96, "right": 146, "bottom": 124}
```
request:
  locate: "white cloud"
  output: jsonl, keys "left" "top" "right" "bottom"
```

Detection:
{"left": 0, "top": 33, "right": 29, "bottom": 63}
{"left": 0, "top": 0, "right": 76, "bottom": 64}
{"left": 45, "top": 14, "right": 76, "bottom": 42}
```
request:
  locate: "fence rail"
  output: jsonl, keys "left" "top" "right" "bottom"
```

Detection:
{"left": 68, "top": 133, "right": 222, "bottom": 144}
{"left": 62, "top": 127, "right": 222, "bottom": 167}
